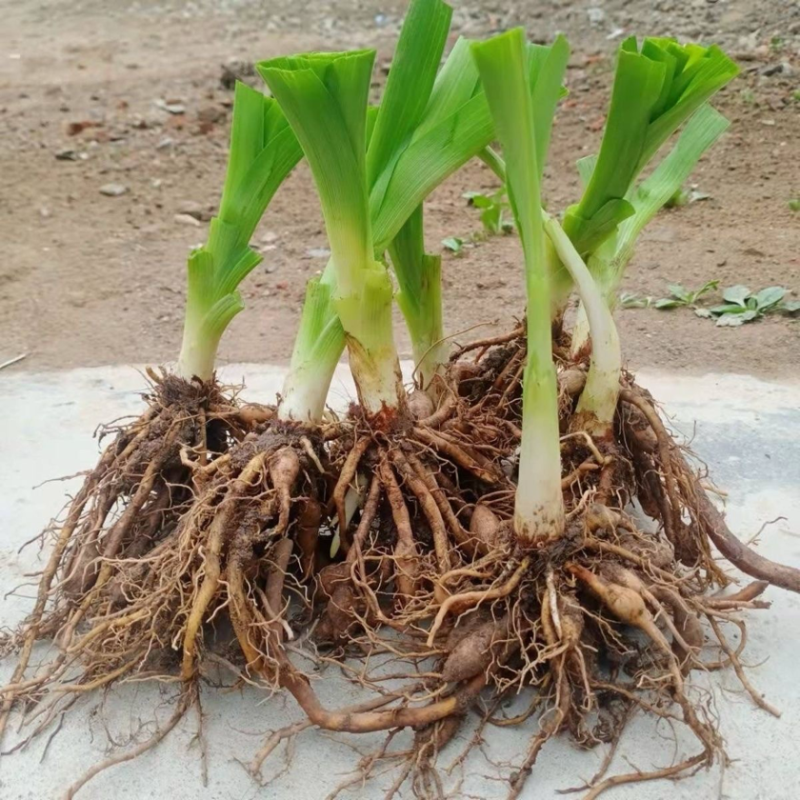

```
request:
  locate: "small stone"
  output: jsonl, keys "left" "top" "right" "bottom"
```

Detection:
{"left": 66, "top": 120, "right": 100, "bottom": 136}
{"left": 156, "top": 137, "right": 174, "bottom": 150}
{"left": 154, "top": 99, "right": 186, "bottom": 115}
{"left": 587, "top": 7, "right": 606, "bottom": 24}
{"left": 55, "top": 148, "right": 78, "bottom": 161}
{"left": 176, "top": 200, "right": 212, "bottom": 221}
{"left": 762, "top": 62, "right": 793, "bottom": 77}
{"left": 260, "top": 231, "right": 279, "bottom": 244}
{"left": 220, "top": 59, "right": 256, "bottom": 90}
{"left": 197, "top": 105, "right": 225, "bottom": 124}
{"left": 174, "top": 213, "right": 201, "bottom": 227}
{"left": 306, "top": 247, "right": 331, "bottom": 259}
{"left": 39, "top": 206, "right": 51, "bottom": 218}
{"left": 99, "top": 183, "right": 128, "bottom": 197}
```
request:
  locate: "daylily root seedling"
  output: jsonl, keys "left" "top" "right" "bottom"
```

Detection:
{"left": 4, "top": 4, "right": 799, "bottom": 800}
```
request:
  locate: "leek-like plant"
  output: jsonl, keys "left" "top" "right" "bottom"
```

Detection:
{"left": 269, "top": 0, "right": 454, "bottom": 419}
{"left": 550, "top": 38, "right": 738, "bottom": 314}
{"left": 260, "top": 50, "right": 405, "bottom": 417}
{"left": 177, "top": 82, "right": 302, "bottom": 381}
{"left": 472, "top": 28, "right": 568, "bottom": 545}
{"left": 570, "top": 103, "right": 730, "bottom": 352}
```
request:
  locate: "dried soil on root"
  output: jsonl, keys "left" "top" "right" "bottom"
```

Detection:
{"left": 0, "top": 370, "right": 269, "bottom": 747}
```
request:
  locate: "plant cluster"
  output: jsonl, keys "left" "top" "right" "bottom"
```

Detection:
{"left": 622, "top": 280, "right": 800, "bottom": 325}
{"left": 4, "top": 4, "right": 799, "bottom": 800}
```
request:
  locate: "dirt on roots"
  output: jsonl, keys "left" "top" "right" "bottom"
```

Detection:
{"left": 3, "top": 332, "right": 800, "bottom": 799}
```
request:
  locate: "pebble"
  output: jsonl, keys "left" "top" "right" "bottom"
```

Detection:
{"left": 197, "top": 105, "right": 225, "bottom": 124}
{"left": 174, "top": 213, "right": 201, "bottom": 227}
{"left": 260, "top": 231, "right": 279, "bottom": 244}
{"left": 99, "top": 183, "right": 128, "bottom": 197}
{"left": 220, "top": 59, "right": 256, "bottom": 90}
{"left": 761, "top": 62, "right": 793, "bottom": 78}
{"left": 306, "top": 247, "right": 331, "bottom": 259}
{"left": 55, "top": 148, "right": 78, "bottom": 160}
{"left": 587, "top": 7, "right": 606, "bottom": 24}
{"left": 156, "top": 137, "right": 174, "bottom": 150}
{"left": 177, "top": 200, "right": 203, "bottom": 217}
{"left": 154, "top": 99, "right": 186, "bottom": 115}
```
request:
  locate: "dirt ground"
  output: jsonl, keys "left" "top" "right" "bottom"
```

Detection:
{"left": 1, "top": 0, "right": 798, "bottom": 379}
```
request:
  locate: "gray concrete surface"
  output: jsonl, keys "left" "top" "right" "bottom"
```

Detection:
{"left": 1, "top": 365, "right": 799, "bottom": 800}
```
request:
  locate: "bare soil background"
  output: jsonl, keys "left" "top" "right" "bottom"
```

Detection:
{"left": 1, "top": 0, "right": 798, "bottom": 378}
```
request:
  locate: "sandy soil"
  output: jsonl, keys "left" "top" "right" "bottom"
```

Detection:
{"left": 1, "top": 0, "right": 798, "bottom": 378}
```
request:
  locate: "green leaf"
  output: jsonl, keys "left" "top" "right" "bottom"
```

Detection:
{"left": 564, "top": 39, "right": 737, "bottom": 259}
{"left": 722, "top": 284, "right": 750, "bottom": 307}
{"left": 688, "top": 278, "right": 720, "bottom": 303}
{"left": 716, "top": 312, "right": 746, "bottom": 326}
{"left": 177, "top": 83, "right": 304, "bottom": 380}
{"left": 709, "top": 303, "right": 746, "bottom": 315}
{"left": 605, "top": 104, "right": 729, "bottom": 296}
{"left": 258, "top": 49, "right": 376, "bottom": 293}
{"left": 442, "top": 236, "right": 464, "bottom": 253}
{"left": 781, "top": 299, "right": 800, "bottom": 314}
{"left": 468, "top": 194, "right": 493, "bottom": 209}
{"left": 717, "top": 308, "right": 758, "bottom": 326}
{"left": 654, "top": 298, "right": 682, "bottom": 309}
{"left": 365, "top": 0, "right": 452, "bottom": 189}
{"left": 754, "top": 285, "right": 787, "bottom": 310}
{"left": 620, "top": 291, "right": 650, "bottom": 308}
{"left": 667, "top": 282, "right": 690, "bottom": 302}
{"left": 789, "top": 198, "right": 800, "bottom": 212}
{"left": 480, "top": 204, "right": 502, "bottom": 233}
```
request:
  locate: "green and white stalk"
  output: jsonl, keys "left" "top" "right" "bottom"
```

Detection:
{"left": 275, "top": 0, "right": 456, "bottom": 417}
{"left": 570, "top": 103, "right": 730, "bottom": 354}
{"left": 176, "top": 82, "right": 302, "bottom": 381}
{"left": 278, "top": 269, "right": 345, "bottom": 421}
{"left": 259, "top": 50, "right": 405, "bottom": 418}
{"left": 388, "top": 205, "right": 446, "bottom": 391}
{"left": 544, "top": 215, "right": 621, "bottom": 436}
{"left": 472, "top": 28, "right": 568, "bottom": 546}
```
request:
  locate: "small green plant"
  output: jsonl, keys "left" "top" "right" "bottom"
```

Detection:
{"left": 653, "top": 279, "right": 719, "bottom": 309}
{"left": 770, "top": 35, "right": 785, "bottom": 53}
{"left": 789, "top": 198, "right": 800, "bottom": 212}
{"left": 792, "top": 89, "right": 800, "bottom": 102}
{"left": 441, "top": 236, "right": 464, "bottom": 254}
{"left": 664, "top": 185, "right": 711, "bottom": 208}
{"left": 463, "top": 187, "right": 515, "bottom": 235}
{"left": 618, "top": 290, "right": 652, "bottom": 308}
{"left": 703, "top": 285, "right": 799, "bottom": 326}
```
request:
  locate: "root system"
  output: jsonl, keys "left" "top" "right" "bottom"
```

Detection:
{"left": 3, "top": 336, "right": 798, "bottom": 800}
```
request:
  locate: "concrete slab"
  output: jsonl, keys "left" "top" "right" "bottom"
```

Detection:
{"left": 1, "top": 365, "right": 799, "bottom": 800}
